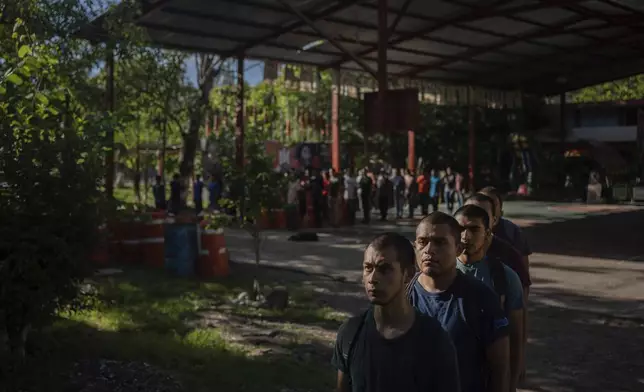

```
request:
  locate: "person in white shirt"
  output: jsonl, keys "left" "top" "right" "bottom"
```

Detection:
{"left": 344, "top": 169, "right": 358, "bottom": 225}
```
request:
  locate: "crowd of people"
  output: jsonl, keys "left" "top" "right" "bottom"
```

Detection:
{"left": 286, "top": 165, "right": 467, "bottom": 227}
{"left": 332, "top": 186, "right": 532, "bottom": 392}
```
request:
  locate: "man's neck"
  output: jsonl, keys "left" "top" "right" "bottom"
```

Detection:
{"left": 373, "top": 295, "right": 415, "bottom": 337}
{"left": 418, "top": 268, "right": 457, "bottom": 292}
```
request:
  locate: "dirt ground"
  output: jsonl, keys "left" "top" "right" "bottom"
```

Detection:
{"left": 226, "top": 203, "right": 644, "bottom": 392}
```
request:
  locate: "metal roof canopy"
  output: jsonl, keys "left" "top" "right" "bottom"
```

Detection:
{"left": 82, "top": 0, "right": 644, "bottom": 95}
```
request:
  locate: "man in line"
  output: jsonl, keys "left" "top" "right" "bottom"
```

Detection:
{"left": 464, "top": 194, "right": 532, "bottom": 290}
{"left": 409, "top": 212, "right": 510, "bottom": 392}
{"left": 443, "top": 166, "right": 457, "bottom": 213}
{"left": 417, "top": 169, "right": 430, "bottom": 216}
{"left": 392, "top": 169, "right": 406, "bottom": 219}
{"left": 404, "top": 169, "right": 417, "bottom": 218}
{"left": 479, "top": 187, "right": 532, "bottom": 277}
{"left": 332, "top": 233, "right": 460, "bottom": 392}
{"left": 454, "top": 205, "right": 525, "bottom": 392}
{"left": 344, "top": 169, "right": 358, "bottom": 226}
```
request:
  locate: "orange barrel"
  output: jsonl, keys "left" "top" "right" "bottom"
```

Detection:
{"left": 259, "top": 209, "right": 270, "bottom": 230}
{"left": 272, "top": 209, "right": 286, "bottom": 229}
{"left": 199, "top": 228, "right": 229, "bottom": 277}
{"left": 90, "top": 225, "right": 110, "bottom": 266}
{"left": 141, "top": 219, "right": 164, "bottom": 239}
{"left": 107, "top": 220, "right": 126, "bottom": 262}
{"left": 150, "top": 210, "right": 166, "bottom": 220}
{"left": 121, "top": 220, "right": 143, "bottom": 264}
{"left": 141, "top": 237, "right": 165, "bottom": 268}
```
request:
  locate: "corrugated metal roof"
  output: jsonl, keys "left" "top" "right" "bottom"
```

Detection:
{"left": 78, "top": 0, "right": 644, "bottom": 95}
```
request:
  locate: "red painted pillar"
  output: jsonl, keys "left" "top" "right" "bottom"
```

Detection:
{"left": 468, "top": 88, "right": 476, "bottom": 193}
{"left": 408, "top": 130, "right": 415, "bottom": 172}
{"left": 331, "top": 68, "right": 341, "bottom": 172}
{"left": 235, "top": 56, "right": 245, "bottom": 168}
{"left": 377, "top": 0, "right": 388, "bottom": 138}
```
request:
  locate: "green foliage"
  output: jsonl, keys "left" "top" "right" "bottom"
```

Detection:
{"left": 0, "top": 11, "right": 107, "bottom": 358}
{"left": 572, "top": 74, "right": 644, "bottom": 103}
{"left": 209, "top": 67, "right": 362, "bottom": 146}
{"left": 213, "top": 125, "right": 287, "bottom": 227}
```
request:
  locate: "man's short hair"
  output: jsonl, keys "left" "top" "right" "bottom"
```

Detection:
{"left": 479, "top": 186, "right": 503, "bottom": 209}
{"left": 454, "top": 204, "right": 491, "bottom": 229}
{"left": 418, "top": 211, "right": 463, "bottom": 243}
{"left": 466, "top": 193, "right": 496, "bottom": 211}
{"left": 366, "top": 232, "right": 416, "bottom": 276}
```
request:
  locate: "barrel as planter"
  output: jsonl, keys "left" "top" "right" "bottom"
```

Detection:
{"left": 90, "top": 225, "right": 110, "bottom": 266}
{"left": 164, "top": 222, "right": 198, "bottom": 276}
{"left": 199, "top": 228, "right": 229, "bottom": 278}
{"left": 258, "top": 209, "right": 270, "bottom": 230}
{"left": 140, "top": 219, "right": 165, "bottom": 268}
{"left": 271, "top": 209, "right": 286, "bottom": 230}
{"left": 121, "top": 220, "right": 143, "bottom": 264}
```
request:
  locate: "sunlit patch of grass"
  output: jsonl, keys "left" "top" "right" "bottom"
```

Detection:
{"left": 23, "top": 267, "right": 339, "bottom": 392}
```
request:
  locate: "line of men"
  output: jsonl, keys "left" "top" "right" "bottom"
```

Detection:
{"left": 332, "top": 186, "right": 532, "bottom": 392}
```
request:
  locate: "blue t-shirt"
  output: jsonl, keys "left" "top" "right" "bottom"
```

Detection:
{"left": 429, "top": 176, "right": 440, "bottom": 197}
{"left": 193, "top": 180, "right": 204, "bottom": 201}
{"left": 410, "top": 272, "right": 509, "bottom": 392}
{"left": 457, "top": 258, "right": 524, "bottom": 311}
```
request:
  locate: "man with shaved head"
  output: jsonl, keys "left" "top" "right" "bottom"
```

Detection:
{"left": 332, "top": 233, "right": 460, "bottom": 392}
{"left": 409, "top": 212, "right": 510, "bottom": 392}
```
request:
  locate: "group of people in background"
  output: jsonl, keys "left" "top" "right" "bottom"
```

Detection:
{"left": 333, "top": 185, "right": 532, "bottom": 392}
{"left": 285, "top": 165, "right": 466, "bottom": 228}
{"left": 152, "top": 173, "right": 224, "bottom": 216}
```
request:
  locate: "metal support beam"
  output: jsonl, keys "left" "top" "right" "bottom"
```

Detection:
{"left": 105, "top": 47, "right": 115, "bottom": 199}
{"left": 331, "top": 68, "right": 341, "bottom": 172}
{"left": 227, "top": 0, "right": 363, "bottom": 54}
{"left": 408, "top": 130, "right": 415, "bottom": 173}
{"left": 236, "top": 56, "right": 245, "bottom": 169}
{"left": 326, "top": 0, "right": 588, "bottom": 69}
{"left": 273, "top": 0, "right": 378, "bottom": 78}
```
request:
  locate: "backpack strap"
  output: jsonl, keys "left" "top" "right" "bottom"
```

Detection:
{"left": 405, "top": 272, "right": 422, "bottom": 302}
{"left": 487, "top": 257, "right": 508, "bottom": 312}
{"left": 341, "top": 311, "right": 368, "bottom": 383}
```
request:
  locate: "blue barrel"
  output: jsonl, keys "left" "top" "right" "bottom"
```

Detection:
{"left": 164, "top": 223, "right": 198, "bottom": 276}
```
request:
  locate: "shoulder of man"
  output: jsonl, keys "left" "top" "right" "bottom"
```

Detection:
{"left": 336, "top": 311, "right": 369, "bottom": 358}
{"left": 500, "top": 264, "right": 525, "bottom": 311}
{"left": 489, "top": 236, "right": 531, "bottom": 288}
{"left": 456, "top": 272, "right": 509, "bottom": 336}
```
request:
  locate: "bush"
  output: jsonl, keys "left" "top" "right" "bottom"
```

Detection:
{"left": 0, "top": 17, "right": 107, "bottom": 360}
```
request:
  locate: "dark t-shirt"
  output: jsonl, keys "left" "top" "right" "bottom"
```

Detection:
{"left": 332, "top": 308, "right": 460, "bottom": 392}
{"left": 409, "top": 273, "right": 509, "bottom": 392}
{"left": 487, "top": 236, "right": 532, "bottom": 287}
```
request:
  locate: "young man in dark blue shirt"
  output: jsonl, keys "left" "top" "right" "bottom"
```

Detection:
{"left": 409, "top": 212, "right": 510, "bottom": 392}
{"left": 193, "top": 175, "right": 204, "bottom": 215}
{"left": 454, "top": 205, "right": 525, "bottom": 392}
{"left": 332, "top": 233, "right": 460, "bottom": 392}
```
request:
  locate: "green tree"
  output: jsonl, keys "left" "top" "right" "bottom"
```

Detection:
{"left": 572, "top": 74, "right": 644, "bottom": 103}
{"left": 0, "top": 8, "right": 107, "bottom": 364}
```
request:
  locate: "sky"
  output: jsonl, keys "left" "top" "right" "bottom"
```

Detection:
{"left": 185, "top": 58, "right": 265, "bottom": 87}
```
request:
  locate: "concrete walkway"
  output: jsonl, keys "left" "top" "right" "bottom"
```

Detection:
{"left": 225, "top": 201, "right": 644, "bottom": 319}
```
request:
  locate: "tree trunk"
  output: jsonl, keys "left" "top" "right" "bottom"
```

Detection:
{"left": 179, "top": 56, "right": 218, "bottom": 204}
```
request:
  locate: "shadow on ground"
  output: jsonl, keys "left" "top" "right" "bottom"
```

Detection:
{"left": 524, "top": 286, "right": 644, "bottom": 392}
{"left": 522, "top": 209, "right": 644, "bottom": 260}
